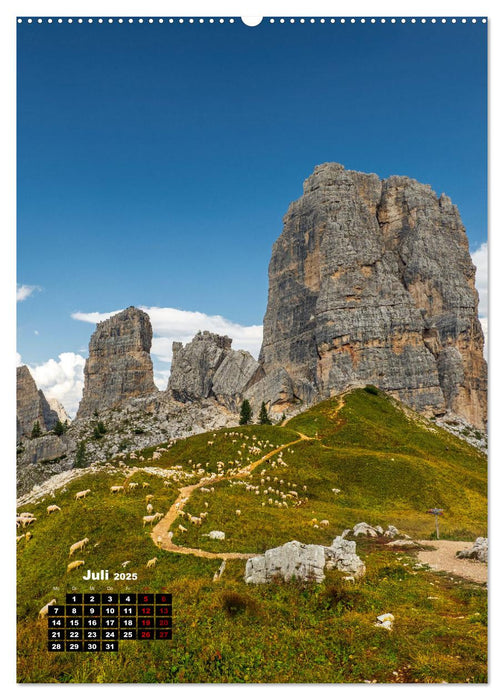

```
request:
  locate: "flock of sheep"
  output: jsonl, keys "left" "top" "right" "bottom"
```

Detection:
{"left": 22, "top": 426, "right": 332, "bottom": 621}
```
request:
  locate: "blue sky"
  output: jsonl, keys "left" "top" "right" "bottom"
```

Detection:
{"left": 16, "top": 17, "right": 487, "bottom": 415}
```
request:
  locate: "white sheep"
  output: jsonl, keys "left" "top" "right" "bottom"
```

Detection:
{"left": 146, "top": 557, "right": 158, "bottom": 568}
{"left": 190, "top": 516, "right": 202, "bottom": 526}
{"left": 178, "top": 524, "right": 187, "bottom": 533}
{"left": 145, "top": 494, "right": 154, "bottom": 502}
{"left": 199, "top": 512, "right": 208, "bottom": 520}
{"left": 128, "top": 482, "right": 139, "bottom": 490}
{"left": 38, "top": 599, "right": 57, "bottom": 618}
{"left": 110, "top": 485, "right": 124, "bottom": 494}
{"left": 146, "top": 503, "right": 153, "bottom": 514}
{"left": 46, "top": 504, "right": 61, "bottom": 514}
{"left": 69, "top": 537, "right": 89, "bottom": 557}
{"left": 320, "top": 520, "right": 330, "bottom": 528}
{"left": 19, "top": 512, "right": 34, "bottom": 518}
{"left": 235, "top": 509, "right": 241, "bottom": 516}
{"left": 75, "top": 489, "right": 91, "bottom": 500}
{"left": 17, "top": 516, "right": 36, "bottom": 528}
{"left": 25, "top": 531, "right": 33, "bottom": 541}
{"left": 142, "top": 482, "right": 150, "bottom": 488}
{"left": 67, "top": 560, "right": 85, "bottom": 572}
{"left": 121, "top": 560, "right": 131, "bottom": 568}
{"left": 16, "top": 534, "right": 25, "bottom": 543}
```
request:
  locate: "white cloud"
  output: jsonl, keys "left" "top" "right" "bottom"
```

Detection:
{"left": 72, "top": 306, "right": 264, "bottom": 364}
{"left": 471, "top": 243, "right": 488, "bottom": 357}
{"left": 16, "top": 284, "right": 41, "bottom": 302}
{"left": 71, "top": 309, "right": 123, "bottom": 325}
{"left": 27, "top": 352, "right": 86, "bottom": 419}
{"left": 471, "top": 243, "right": 488, "bottom": 317}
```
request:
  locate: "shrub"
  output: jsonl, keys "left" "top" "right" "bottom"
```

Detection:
{"left": 93, "top": 421, "right": 107, "bottom": 439}
{"left": 364, "top": 385, "right": 379, "bottom": 395}
{"left": 221, "top": 591, "right": 256, "bottom": 617}
{"left": 320, "top": 581, "right": 362, "bottom": 611}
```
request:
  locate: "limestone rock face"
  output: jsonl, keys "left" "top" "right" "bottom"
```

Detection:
{"left": 76, "top": 307, "right": 157, "bottom": 418}
{"left": 456, "top": 537, "right": 488, "bottom": 563}
{"left": 16, "top": 366, "right": 58, "bottom": 438}
{"left": 47, "top": 398, "right": 71, "bottom": 425}
{"left": 245, "top": 540, "right": 327, "bottom": 584}
{"left": 259, "top": 163, "right": 487, "bottom": 427}
{"left": 168, "top": 332, "right": 232, "bottom": 402}
{"left": 212, "top": 350, "right": 264, "bottom": 411}
{"left": 168, "top": 331, "right": 261, "bottom": 410}
{"left": 324, "top": 536, "right": 366, "bottom": 578}
{"left": 244, "top": 538, "right": 366, "bottom": 584}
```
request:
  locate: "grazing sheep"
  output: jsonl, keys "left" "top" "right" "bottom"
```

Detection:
{"left": 69, "top": 538, "right": 89, "bottom": 557}
{"left": 199, "top": 512, "right": 208, "bottom": 520}
{"left": 67, "top": 560, "right": 85, "bottom": 573}
{"left": 142, "top": 513, "right": 163, "bottom": 527}
{"left": 178, "top": 524, "right": 187, "bottom": 533}
{"left": 145, "top": 494, "right": 154, "bottom": 502}
{"left": 121, "top": 561, "right": 131, "bottom": 568}
{"left": 110, "top": 485, "right": 124, "bottom": 494}
{"left": 235, "top": 509, "right": 241, "bottom": 516}
{"left": 16, "top": 534, "right": 25, "bottom": 543}
{"left": 38, "top": 599, "right": 57, "bottom": 618}
{"left": 146, "top": 503, "right": 153, "bottom": 514}
{"left": 75, "top": 489, "right": 91, "bottom": 500}
{"left": 146, "top": 557, "right": 158, "bottom": 568}
{"left": 128, "top": 482, "right": 139, "bottom": 490}
{"left": 17, "top": 516, "right": 36, "bottom": 528}
{"left": 142, "top": 482, "right": 150, "bottom": 488}
{"left": 320, "top": 520, "right": 330, "bottom": 528}
{"left": 19, "top": 512, "right": 34, "bottom": 518}
{"left": 46, "top": 504, "right": 61, "bottom": 514}
{"left": 190, "top": 516, "right": 202, "bottom": 526}
{"left": 25, "top": 531, "right": 33, "bottom": 541}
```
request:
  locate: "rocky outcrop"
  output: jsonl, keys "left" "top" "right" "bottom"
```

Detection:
{"left": 456, "top": 537, "right": 488, "bottom": 563}
{"left": 17, "top": 392, "right": 236, "bottom": 496}
{"left": 168, "top": 331, "right": 262, "bottom": 410}
{"left": 259, "top": 163, "right": 487, "bottom": 427}
{"left": 244, "top": 538, "right": 365, "bottom": 584}
{"left": 16, "top": 366, "right": 59, "bottom": 439}
{"left": 324, "top": 536, "right": 366, "bottom": 577}
{"left": 76, "top": 307, "right": 157, "bottom": 418}
{"left": 245, "top": 541, "right": 327, "bottom": 584}
{"left": 47, "top": 398, "right": 71, "bottom": 425}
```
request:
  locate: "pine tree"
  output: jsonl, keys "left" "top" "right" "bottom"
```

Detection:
{"left": 53, "top": 420, "right": 65, "bottom": 436}
{"left": 31, "top": 420, "right": 41, "bottom": 438}
{"left": 239, "top": 399, "right": 252, "bottom": 425}
{"left": 258, "top": 401, "right": 272, "bottom": 425}
{"left": 74, "top": 441, "right": 86, "bottom": 468}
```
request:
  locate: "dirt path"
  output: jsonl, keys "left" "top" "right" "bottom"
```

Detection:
{"left": 416, "top": 540, "right": 487, "bottom": 584}
{"left": 151, "top": 435, "right": 311, "bottom": 560}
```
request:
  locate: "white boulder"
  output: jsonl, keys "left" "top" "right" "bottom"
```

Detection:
{"left": 456, "top": 537, "right": 488, "bottom": 563}
{"left": 324, "top": 536, "right": 366, "bottom": 578}
{"left": 245, "top": 541, "right": 326, "bottom": 584}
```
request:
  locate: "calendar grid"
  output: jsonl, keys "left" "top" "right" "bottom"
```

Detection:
{"left": 47, "top": 593, "right": 172, "bottom": 651}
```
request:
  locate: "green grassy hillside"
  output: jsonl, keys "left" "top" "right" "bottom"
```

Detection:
{"left": 17, "top": 389, "right": 487, "bottom": 683}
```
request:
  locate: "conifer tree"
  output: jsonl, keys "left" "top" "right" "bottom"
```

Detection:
{"left": 239, "top": 399, "right": 252, "bottom": 425}
{"left": 258, "top": 401, "right": 272, "bottom": 425}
